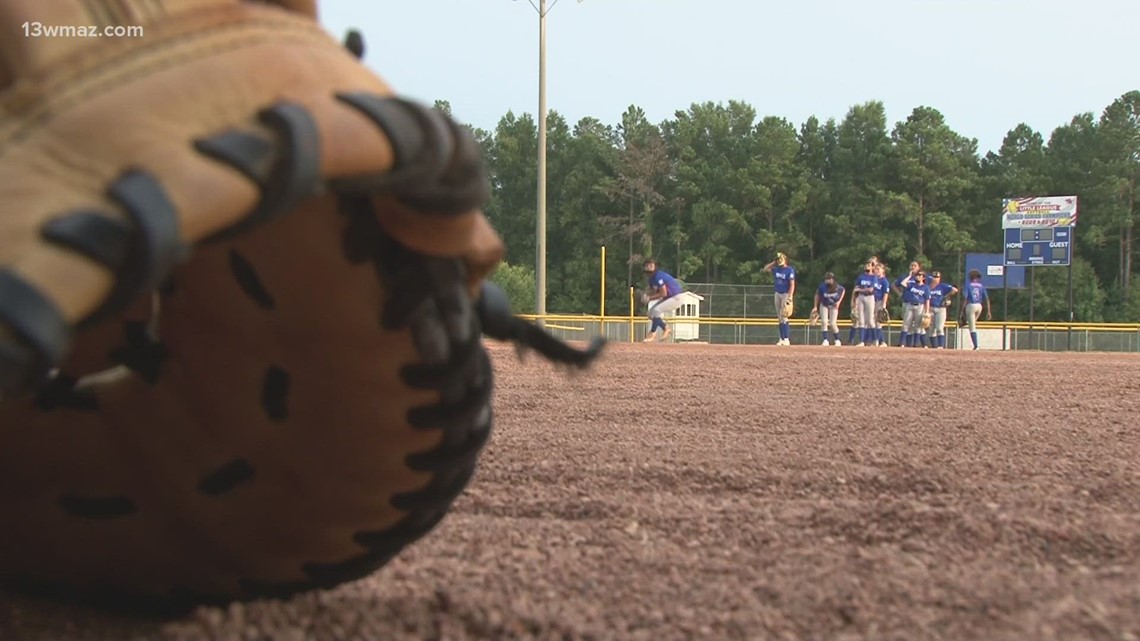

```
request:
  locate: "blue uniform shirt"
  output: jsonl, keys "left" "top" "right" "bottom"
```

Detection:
{"left": 817, "top": 283, "right": 845, "bottom": 307}
{"left": 903, "top": 282, "right": 931, "bottom": 305}
{"left": 648, "top": 270, "right": 683, "bottom": 298}
{"left": 929, "top": 282, "right": 954, "bottom": 307}
{"left": 855, "top": 273, "right": 877, "bottom": 294}
{"left": 965, "top": 281, "right": 988, "bottom": 305}
{"left": 772, "top": 265, "right": 796, "bottom": 294}
{"left": 874, "top": 276, "right": 890, "bottom": 301}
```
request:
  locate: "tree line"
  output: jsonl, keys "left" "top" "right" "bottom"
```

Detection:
{"left": 433, "top": 90, "right": 1139, "bottom": 322}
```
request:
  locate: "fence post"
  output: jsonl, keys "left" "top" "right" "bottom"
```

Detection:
{"left": 600, "top": 245, "right": 605, "bottom": 319}
{"left": 628, "top": 286, "right": 634, "bottom": 343}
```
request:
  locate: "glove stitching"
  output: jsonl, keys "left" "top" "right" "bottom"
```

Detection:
{"left": 0, "top": 269, "right": 73, "bottom": 394}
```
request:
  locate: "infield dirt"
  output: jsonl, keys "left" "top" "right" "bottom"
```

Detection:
{"left": 2, "top": 341, "right": 1139, "bottom": 641}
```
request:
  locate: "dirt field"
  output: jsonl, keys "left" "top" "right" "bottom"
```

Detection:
{"left": 2, "top": 341, "right": 1139, "bottom": 641}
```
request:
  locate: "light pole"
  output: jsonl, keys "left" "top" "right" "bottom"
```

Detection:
{"left": 516, "top": 0, "right": 579, "bottom": 324}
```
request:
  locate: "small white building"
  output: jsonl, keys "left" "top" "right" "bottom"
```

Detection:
{"left": 651, "top": 291, "right": 705, "bottom": 341}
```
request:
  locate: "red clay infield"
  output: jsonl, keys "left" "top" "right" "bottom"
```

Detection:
{"left": 2, "top": 341, "right": 1138, "bottom": 641}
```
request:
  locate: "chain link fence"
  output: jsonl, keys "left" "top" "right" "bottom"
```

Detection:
{"left": 683, "top": 282, "right": 777, "bottom": 343}
{"left": 683, "top": 282, "right": 775, "bottom": 318}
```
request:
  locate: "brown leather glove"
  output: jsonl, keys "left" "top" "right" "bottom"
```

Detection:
{"left": 0, "top": 0, "right": 603, "bottom": 613}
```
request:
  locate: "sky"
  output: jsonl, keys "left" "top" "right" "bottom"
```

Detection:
{"left": 315, "top": 0, "right": 1138, "bottom": 156}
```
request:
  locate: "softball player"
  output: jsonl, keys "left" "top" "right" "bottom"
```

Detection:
{"left": 898, "top": 270, "right": 932, "bottom": 347}
{"left": 852, "top": 261, "right": 878, "bottom": 346}
{"left": 846, "top": 273, "right": 862, "bottom": 346}
{"left": 642, "top": 258, "right": 685, "bottom": 343}
{"left": 813, "top": 272, "right": 845, "bottom": 345}
{"left": 892, "top": 261, "right": 922, "bottom": 346}
{"left": 764, "top": 253, "right": 796, "bottom": 345}
{"left": 848, "top": 256, "right": 879, "bottom": 345}
{"left": 925, "top": 271, "right": 958, "bottom": 349}
{"left": 961, "top": 269, "right": 992, "bottom": 350}
{"left": 872, "top": 263, "right": 890, "bottom": 347}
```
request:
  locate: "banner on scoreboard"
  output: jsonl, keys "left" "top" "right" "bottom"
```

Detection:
{"left": 1001, "top": 196, "right": 1078, "bottom": 229}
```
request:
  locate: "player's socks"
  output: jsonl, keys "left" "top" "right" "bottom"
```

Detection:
{"left": 970, "top": 331, "right": 978, "bottom": 349}
{"left": 848, "top": 327, "right": 859, "bottom": 343}
{"left": 919, "top": 335, "right": 927, "bottom": 347}
{"left": 899, "top": 332, "right": 908, "bottom": 347}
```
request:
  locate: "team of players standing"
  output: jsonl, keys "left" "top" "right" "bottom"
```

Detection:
{"left": 641, "top": 254, "right": 994, "bottom": 349}
{"left": 764, "top": 254, "right": 993, "bottom": 350}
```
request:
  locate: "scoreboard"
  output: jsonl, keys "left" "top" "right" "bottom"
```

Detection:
{"left": 1004, "top": 226, "right": 1071, "bottom": 266}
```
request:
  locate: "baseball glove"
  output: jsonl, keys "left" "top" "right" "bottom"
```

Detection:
{"left": 639, "top": 290, "right": 651, "bottom": 305}
{"left": 809, "top": 308, "right": 820, "bottom": 325}
{"left": 850, "top": 304, "right": 860, "bottom": 323}
{"left": 941, "top": 297, "right": 954, "bottom": 308}
{"left": 782, "top": 296, "right": 794, "bottom": 319}
{"left": 0, "top": 0, "right": 604, "bottom": 615}
{"left": 921, "top": 310, "right": 933, "bottom": 330}
{"left": 875, "top": 306, "right": 890, "bottom": 324}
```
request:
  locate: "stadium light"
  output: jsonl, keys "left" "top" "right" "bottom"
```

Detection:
{"left": 514, "top": 0, "right": 583, "bottom": 324}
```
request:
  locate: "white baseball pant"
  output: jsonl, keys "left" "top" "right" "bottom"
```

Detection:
{"left": 903, "top": 303, "right": 925, "bottom": 334}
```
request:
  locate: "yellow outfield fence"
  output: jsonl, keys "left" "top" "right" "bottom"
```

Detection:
{"left": 515, "top": 312, "right": 1140, "bottom": 353}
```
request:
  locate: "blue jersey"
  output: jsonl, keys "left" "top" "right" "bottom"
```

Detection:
{"left": 929, "top": 282, "right": 954, "bottom": 307}
{"left": 854, "top": 273, "right": 877, "bottom": 294}
{"left": 648, "top": 270, "right": 683, "bottom": 298}
{"left": 817, "top": 283, "right": 845, "bottom": 307}
{"left": 873, "top": 276, "right": 890, "bottom": 301}
{"left": 902, "top": 282, "right": 931, "bottom": 305}
{"left": 965, "top": 281, "right": 988, "bottom": 305}
{"left": 772, "top": 265, "right": 796, "bottom": 294}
